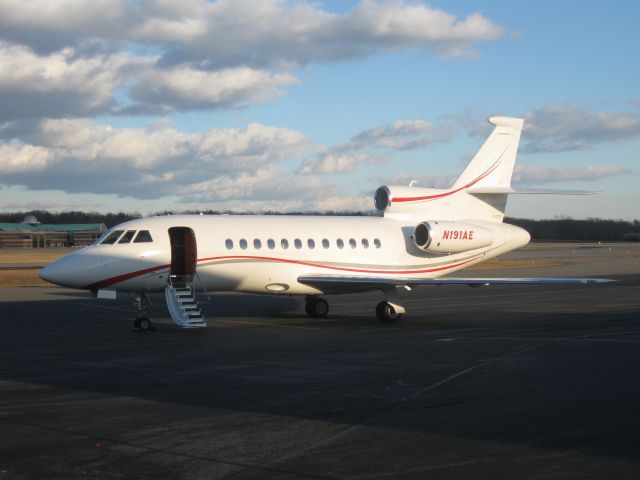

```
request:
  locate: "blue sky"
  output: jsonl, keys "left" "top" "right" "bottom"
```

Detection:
{"left": 0, "top": 0, "right": 638, "bottom": 219}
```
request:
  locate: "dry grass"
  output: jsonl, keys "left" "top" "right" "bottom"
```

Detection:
{"left": 0, "top": 248, "right": 71, "bottom": 287}
{"left": 0, "top": 248, "right": 73, "bottom": 264}
{"left": 0, "top": 269, "right": 51, "bottom": 287}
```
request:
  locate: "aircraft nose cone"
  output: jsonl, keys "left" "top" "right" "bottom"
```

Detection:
{"left": 39, "top": 249, "right": 103, "bottom": 288}
{"left": 39, "top": 256, "right": 75, "bottom": 287}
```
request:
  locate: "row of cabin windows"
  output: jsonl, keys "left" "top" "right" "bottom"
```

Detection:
{"left": 99, "top": 229, "right": 153, "bottom": 245}
{"left": 225, "top": 237, "right": 381, "bottom": 251}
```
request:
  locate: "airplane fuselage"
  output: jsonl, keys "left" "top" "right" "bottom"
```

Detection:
{"left": 41, "top": 214, "right": 530, "bottom": 295}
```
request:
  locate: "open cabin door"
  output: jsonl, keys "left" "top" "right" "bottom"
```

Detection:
{"left": 168, "top": 227, "right": 197, "bottom": 283}
{"left": 165, "top": 227, "right": 206, "bottom": 328}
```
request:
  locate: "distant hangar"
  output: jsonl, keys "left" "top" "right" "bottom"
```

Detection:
{"left": 0, "top": 215, "right": 106, "bottom": 248}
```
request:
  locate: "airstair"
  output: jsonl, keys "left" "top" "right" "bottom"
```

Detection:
{"left": 165, "top": 275, "right": 207, "bottom": 328}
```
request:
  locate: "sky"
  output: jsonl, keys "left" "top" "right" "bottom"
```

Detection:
{"left": 0, "top": 0, "right": 638, "bottom": 220}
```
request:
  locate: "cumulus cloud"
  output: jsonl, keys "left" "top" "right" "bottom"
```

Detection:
{"left": 177, "top": 167, "right": 331, "bottom": 203}
{"left": 0, "top": 43, "right": 298, "bottom": 119}
{"left": 0, "top": 1, "right": 503, "bottom": 65}
{"left": 1, "top": 119, "right": 310, "bottom": 197}
{"left": 0, "top": 2, "right": 504, "bottom": 120}
{"left": 298, "top": 152, "right": 388, "bottom": 175}
{"left": 523, "top": 105, "right": 640, "bottom": 153}
{"left": 0, "top": 0, "right": 137, "bottom": 53}
{"left": 349, "top": 119, "right": 454, "bottom": 150}
{"left": 127, "top": 66, "right": 297, "bottom": 113}
{"left": 513, "top": 165, "right": 628, "bottom": 184}
{"left": 134, "top": 0, "right": 502, "bottom": 67}
{"left": 0, "top": 43, "right": 145, "bottom": 121}
{"left": 0, "top": 143, "right": 54, "bottom": 173}
{"left": 298, "top": 118, "right": 454, "bottom": 175}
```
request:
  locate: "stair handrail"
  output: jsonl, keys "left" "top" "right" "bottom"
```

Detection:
{"left": 194, "top": 270, "right": 211, "bottom": 301}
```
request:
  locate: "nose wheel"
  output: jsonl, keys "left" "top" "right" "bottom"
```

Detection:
{"left": 134, "top": 316, "right": 155, "bottom": 332}
{"left": 131, "top": 292, "right": 156, "bottom": 332}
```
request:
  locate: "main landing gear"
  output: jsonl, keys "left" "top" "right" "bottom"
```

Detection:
{"left": 132, "top": 292, "right": 156, "bottom": 332}
{"left": 305, "top": 296, "right": 329, "bottom": 318}
{"left": 375, "top": 301, "right": 403, "bottom": 322}
{"left": 304, "top": 290, "right": 406, "bottom": 322}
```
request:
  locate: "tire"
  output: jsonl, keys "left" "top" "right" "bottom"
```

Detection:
{"left": 305, "top": 297, "right": 329, "bottom": 318}
{"left": 134, "top": 316, "right": 153, "bottom": 332}
{"left": 376, "top": 301, "right": 402, "bottom": 322}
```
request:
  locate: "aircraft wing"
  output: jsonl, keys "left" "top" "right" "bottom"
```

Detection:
{"left": 298, "top": 275, "right": 613, "bottom": 292}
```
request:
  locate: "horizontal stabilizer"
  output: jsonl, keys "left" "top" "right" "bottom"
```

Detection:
{"left": 299, "top": 275, "right": 613, "bottom": 291}
{"left": 468, "top": 186, "right": 600, "bottom": 195}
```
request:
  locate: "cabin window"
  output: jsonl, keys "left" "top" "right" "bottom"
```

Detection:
{"left": 307, "top": 239, "right": 315, "bottom": 249}
{"left": 100, "top": 230, "right": 124, "bottom": 245}
{"left": 254, "top": 239, "right": 262, "bottom": 249}
{"left": 267, "top": 239, "right": 275, "bottom": 249}
{"left": 239, "top": 239, "right": 248, "bottom": 250}
{"left": 294, "top": 238, "right": 302, "bottom": 249}
{"left": 133, "top": 230, "right": 153, "bottom": 243}
{"left": 322, "top": 239, "right": 330, "bottom": 249}
{"left": 349, "top": 238, "right": 357, "bottom": 249}
{"left": 362, "top": 238, "right": 369, "bottom": 249}
{"left": 281, "top": 239, "right": 289, "bottom": 249}
{"left": 225, "top": 239, "right": 233, "bottom": 250}
{"left": 118, "top": 230, "right": 136, "bottom": 244}
{"left": 374, "top": 238, "right": 381, "bottom": 249}
{"left": 337, "top": 239, "right": 344, "bottom": 249}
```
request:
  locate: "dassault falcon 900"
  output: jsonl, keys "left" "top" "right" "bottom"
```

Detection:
{"left": 40, "top": 116, "right": 611, "bottom": 331}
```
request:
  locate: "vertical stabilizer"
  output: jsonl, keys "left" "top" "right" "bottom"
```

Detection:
{"left": 452, "top": 116, "right": 524, "bottom": 190}
{"left": 375, "top": 115, "right": 525, "bottom": 222}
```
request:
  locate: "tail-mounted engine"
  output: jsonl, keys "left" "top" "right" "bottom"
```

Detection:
{"left": 413, "top": 221, "right": 494, "bottom": 254}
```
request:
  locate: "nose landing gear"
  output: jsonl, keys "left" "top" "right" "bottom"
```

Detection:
{"left": 131, "top": 292, "right": 156, "bottom": 332}
{"left": 134, "top": 316, "right": 155, "bottom": 332}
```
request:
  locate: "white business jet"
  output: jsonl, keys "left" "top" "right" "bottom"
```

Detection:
{"left": 40, "top": 116, "right": 610, "bottom": 331}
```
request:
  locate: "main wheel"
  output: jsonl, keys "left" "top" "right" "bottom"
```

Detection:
{"left": 376, "top": 301, "right": 402, "bottom": 322}
{"left": 134, "top": 316, "right": 155, "bottom": 332}
{"left": 305, "top": 297, "right": 329, "bottom": 318}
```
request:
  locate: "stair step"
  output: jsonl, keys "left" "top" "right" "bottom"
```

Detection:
{"left": 165, "top": 283, "right": 207, "bottom": 329}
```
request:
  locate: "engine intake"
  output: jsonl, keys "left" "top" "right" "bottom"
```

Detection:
{"left": 413, "top": 221, "right": 494, "bottom": 254}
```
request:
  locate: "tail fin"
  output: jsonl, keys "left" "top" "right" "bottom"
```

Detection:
{"left": 378, "top": 116, "right": 525, "bottom": 223}
{"left": 452, "top": 116, "right": 523, "bottom": 192}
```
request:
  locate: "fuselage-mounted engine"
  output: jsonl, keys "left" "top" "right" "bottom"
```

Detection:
{"left": 413, "top": 221, "right": 494, "bottom": 254}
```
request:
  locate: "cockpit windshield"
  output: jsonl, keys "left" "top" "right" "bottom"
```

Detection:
{"left": 133, "top": 230, "right": 153, "bottom": 243}
{"left": 100, "top": 230, "right": 124, "bottom": 245}
{"left": 97, "top": 228, "right": 153, "bottom": 245}
{"left": 118, "top": 230, "right": 137, "bottom": 244}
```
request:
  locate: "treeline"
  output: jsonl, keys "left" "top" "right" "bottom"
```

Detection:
{"left": 2, "top": 210, "right": 639, "bottom": 241}
{"left": 0, "top": 210, "right": 139, "bottom": 227}
{"left": 505, "top": 217, "right": 640, "bottom": 242}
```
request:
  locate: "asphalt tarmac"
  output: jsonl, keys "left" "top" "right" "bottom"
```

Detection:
{"left": 1, "top": 248, "right": 640, "bottom": 479}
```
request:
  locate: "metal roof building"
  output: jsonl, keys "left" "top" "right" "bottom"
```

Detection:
{"left": 0, "top": 216, "right": 107, "bottom": 248}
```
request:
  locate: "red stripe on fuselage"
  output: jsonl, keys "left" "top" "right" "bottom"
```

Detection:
{"left": 81, "top": 255, "right": 482, "bottom": 290}
{"left": 391, "top": 158, "right": 502, "bottom": 203}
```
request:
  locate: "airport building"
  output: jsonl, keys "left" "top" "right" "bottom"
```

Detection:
{"left": 0, "top": 215, "right": 107, "bottom": 248}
